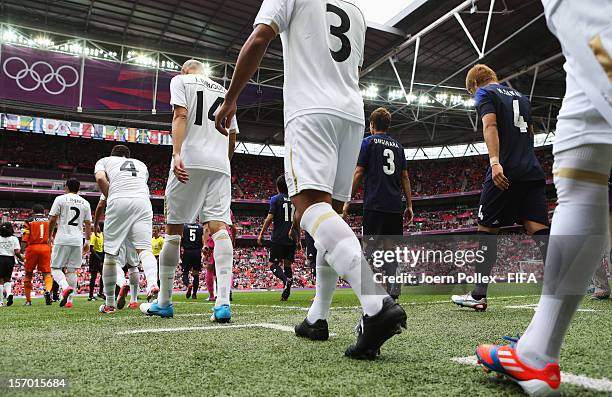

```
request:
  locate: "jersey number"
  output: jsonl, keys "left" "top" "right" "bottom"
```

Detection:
{"left": 68, "top": 207, "right": 80, "bottom": 226}
{"left": 189, "top": 229, "right": 197, "bottom": 242}
{"left": 513, "top": 99, "right": 528, "bottom": 133}
{"left": 327, "top": 4, "right": 351, "bottom": 62}
{"left": 283, "top": 202, "right": 295, "bottom": 222}
{"left": 383, "top": 149, "right": 395, "bottom": 175}
{"left": 195, "top": 92, "right": 224, "bottom": 126}
{"left": 120, "top": 160, "right": 139, "bottom": 177}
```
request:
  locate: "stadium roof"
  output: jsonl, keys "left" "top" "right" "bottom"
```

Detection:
{"left": 0, "top": 0, "right": 563, "bottom": 149}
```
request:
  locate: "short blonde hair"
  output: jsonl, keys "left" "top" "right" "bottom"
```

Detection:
{"left": 181, "top": 59, "right": 205, "bottom": 74}
{"left": 465, "top": 64, "right": 498, "bottom": 94}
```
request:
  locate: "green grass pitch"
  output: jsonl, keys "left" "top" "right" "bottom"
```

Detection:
{"left": 1, "top": 285, "right": 610, "bottom": 396}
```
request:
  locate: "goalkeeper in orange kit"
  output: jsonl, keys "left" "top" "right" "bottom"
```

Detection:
{"left": 22, "top": 204, "right": 53, "bottom": 306}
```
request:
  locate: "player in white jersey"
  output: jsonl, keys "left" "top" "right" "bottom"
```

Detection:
{"left": 48, "top": 178, "right": 92, "bottom": 308}
{"left": 140, "top": 60, "right": 238, "bottom": 321}
{"left": 215, "top": 0, "right": 406, "bottom": 359}
{"left": 475, "top": 1, "right": 612, "bottom": 395}
{"left": 94, "top": 145, "right": 158, "bottom": 314}
{"left": 116, "top": 239, "right": 142, "bottom": 310}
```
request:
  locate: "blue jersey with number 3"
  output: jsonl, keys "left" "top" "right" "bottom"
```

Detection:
{"left": 269, "top": 193, "right": 294, "bottom": 246}
{"left": 475, "top": 84, "right": 545, "bottom": 182}
{"left": 357, "top": 134, "right": 407, "bottom": 214}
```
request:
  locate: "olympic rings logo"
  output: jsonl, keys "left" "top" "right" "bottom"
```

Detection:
{"left": 2, "top": 57, "right": 79, "bottom": 95}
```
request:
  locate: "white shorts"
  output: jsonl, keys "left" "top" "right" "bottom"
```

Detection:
{"left": 284, "top": 114, "right": 364, "bottom": 202}
{"left": 51, "top": 244, "right": 82, "bottom": 270}
{"left": 165, "top": 169, "right": 232, "bottom": 225}
{"left": 117, "top": 240, "right": 140, "bottom": 268}
{"left": 543, "top": 0, "right": 612, "bottom": 153}
{"left": 104, "top": 197, "right": 153, "bottom": 256}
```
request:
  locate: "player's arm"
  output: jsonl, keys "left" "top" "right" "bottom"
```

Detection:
{"left": 343, "top": 166, "right": 365, "bottom": 219}
{"left": 228, "top": 131, "right": 237, "bottom": 161}
{"left": 83, "top": 219, "right": 92, "bottom": 256}
{"left": 230, "top": 223, "right": 237, "bottom": 245}
{"left": 258, "top": 214, "right": 274, "bottom": 246}
{"left": 95, "top": 171, "right": 110, "bottom": 198}
{"left": 482, "top": 113, "right": 509, "bottom": 190}
{"left": 401, "top": 170, "right": 414, "bottom": 224}
{"left": 172, "top": 105, "right": 190, "bottom": 183}
{"left": 94, "top": 198, "right": 106, "bottom": 233}
{"left": 47, "top": 215, "right": 58, "bottom": 245}
{"left": 215, "top": 24, "right": 277, "bottom": 135}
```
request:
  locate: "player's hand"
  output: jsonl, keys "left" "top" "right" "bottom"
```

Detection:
{"left": 492, "top": 163, "right": 510, "bottom": 190}
{"left": 214, "top": 100, "right": 237, "bottom": 136}
{"left": 173, "top": 153, "right": 189, "bottom": 183}
{"left": 341, "top": 202, "right": 350, "bottom": 221}
{"left": 288, "top": 225, "right": 300, "bottom": 243}
{"left": 257, "top": 235, "right": 263, "bottom": 246}
{"left": 94, "top": 223, "right": 101, "bottom": 234}
{"left": 82, "top": 244, "right": 89, "bottom": 257}
{"left": 404, "top": 206, "right": 414, "bottom": 224}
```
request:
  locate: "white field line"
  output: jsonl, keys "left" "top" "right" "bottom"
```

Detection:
{"left": 452, "top": 356, "right": 612, "bottom": 393}
{"left": 116, "top": 322, "right": 337, "bottom": 337}
{"left": 504, "top": 304, "right": 597, "bottom": 312}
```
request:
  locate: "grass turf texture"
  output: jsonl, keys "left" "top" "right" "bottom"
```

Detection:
{"left": 1, "top": 285, "right": 610, "bottom": 396}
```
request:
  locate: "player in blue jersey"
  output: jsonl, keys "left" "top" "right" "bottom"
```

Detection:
{"left": 258, "top": 176, "right": 297, "bottom": 301}
{"left": 181, "top": 223, "right": 205, "bottom": 300}
{"left": 344, "top": 108, "right": 413, "bottom": 300}
{"left": 451, "top": 64, "right": 550, "bottom": 312}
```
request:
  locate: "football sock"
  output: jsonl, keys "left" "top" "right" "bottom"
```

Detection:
{"left": 66, "top": 271, "right": 77, "bottom": 303}
{"left": 43, "top": 274, "right": 53, "bottom": 293}
{"left": 102, "top": 254, "right": 118, "bottom": 307}
{"left": 116, "top": 265, "right": 125, "bottom": 287}
{"left": 192, "top": 272, "right": 200, "bottom": 294}
{"left": 4, "top": 282, "right": 11, "bottom": 296}
{"left": 306, "top": 250, "right": 338, "bottom": 323}
{"left": 206, "top": 268, "right": 215, "bottom": 297}
{"left": 284, "top": 264, "right": 293, "bottom": 280}
{"left": 158, "top": 235, "right": 181, "bottom": 307}
{"left": 89, "top": 271, "right": 97, "bottom": 298}
{"left": 24, "top": 276, "right": 32, "bottom": 301}
{"left": 128, "top": 267, "right": 139, "bottom": 303}
{"left": 52, "top": 280, "right": 59, "bottom": 296}
{"left": 270, "top": 263, "right": 287, "bottom": 283}
{"left": 182, "top": 271, "right": 190, "bottom": 287}
{"left": 471, "top": 231, "right": 497, "bottom": 300}
{"left": 0, "top": 283, "right": 4, "bottom": 303}
{"left": 533, "top": 228, "right": 550, "bottom": 263}
{"left": 52, "top": 269, "right": 70, "bottom": 290}
{"left": 517, "top": 144, "right": 612, "bottom": 368}
{"left": 139, "top": 250, "right": 159, "bottom": 293}
{"left": 301, "top": 202, "right": 385, "bottom": 316}
{"left": 213, "top": 229, "right": 233, "bottom": 307}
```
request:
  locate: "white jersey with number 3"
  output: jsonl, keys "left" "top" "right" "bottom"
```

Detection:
{"left": 49, "top": 193, "right": 92, "bottom": 246}
{"left": 255, "top": 0, "right": 366, "bottom": 126}
{"left": 94, "top": 156, "right": 150, "bottom": 202}
{"left": 170, "top": 74, "right": 239, "bottom": 176}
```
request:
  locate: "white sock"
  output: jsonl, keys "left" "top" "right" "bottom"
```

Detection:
{"left": 116, "top": 265, "right": 125, "bottom": 287}
{"left": 139, "top": 250, "right": 159, "bottom": 293}
{"left": 4, "top": 282, "right": 11, "bottom": 296}
{"left": 66, "top": 271, "right": 77, "bottom": 303}
{"left": 213, "top": 229, "right": 233, "bottom": 307}
{"left": 0, "top": 283, "right": 4, "bottom": 304}
{"left": 301, "top": 202, "right": 386, "bottom": 316}
{"left": 517, "top": 145, "right": 612, "bottom": 368}
{"left": 52, "top": 268, "right": 70, "bottom": 290}
{"left": 102, "top": 254, "right": 118, "bottom": 307}
{"left": 158, "top": 235, "right": 180, "bottom": 307}
{"left": 128, "top": 267, "right": 139, "bottom": 303}
{"left": 306, "top": 250, "right": 338, "bottom": 323}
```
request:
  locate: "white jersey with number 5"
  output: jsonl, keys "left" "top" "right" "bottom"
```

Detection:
{"left": 49, "top": 193, "right": 92, "bottom": 246}
{"left": 170, "top": 74, "right": 239, "bottom": 176}
{"left": 255, "top": 0, "right": 366, "bottom": 126}
{"left": 94, "top": 156, "right": 150, "bottom": 202}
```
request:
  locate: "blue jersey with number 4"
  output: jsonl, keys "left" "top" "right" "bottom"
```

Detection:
{"left": 357, "top": 134, "right": 407, "bottom": 214}
{"left": 269, "top": 193, "right": 294, "bottom": 246}
{"left": 475, "top": 84, "right": 545, "bottom": 182}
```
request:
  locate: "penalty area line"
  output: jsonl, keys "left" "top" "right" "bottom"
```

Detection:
{"left": 452, "top": 356, "right": 612, "bottom": 393}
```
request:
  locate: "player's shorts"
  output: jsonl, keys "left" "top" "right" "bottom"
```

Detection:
{"left": 117, "top": 240, "right": 140, "bottom": 268}
{"left": 362, "top": 210, "right": 404, "bottom": 236}
{"left": 0, "top": 255, "right": 14, "bottom": 280}
{"left": 89, "top": 251, "right": 104, "bottom": 273}
{"left": 165, "top": 169, "right": 232, "bottom": 225}
{"left": 542, "top": 0, "right": 612, "bottom": 154}
{"left": 181, "top": 249, "right": 203, "bottom": 273}
{"left": 104, "top": 197, "right": 153, "bottom": 256}
{"left": 269, "top": 243, "right": 296, "bottom": 263}
{"left": 284, "top": 114, "right": 364, "bottom": 202}
{"left": 51, "top": 244, "right": 82, "bottom": 270}
{"left": 24, "top": 244, "right": 51, "bottom": 273}
{"left": 478, "top": 179, "right": 549, "bottom": 228}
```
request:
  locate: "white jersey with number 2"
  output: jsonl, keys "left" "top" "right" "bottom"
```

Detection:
{"left": 94, "top": 156, "right": 150, "bottom": 202}
{"left": 255, "top": 0, "right": 366, "bottom": 126}
{"left": 49, "top": 193, "right": 92, "bottom": 246}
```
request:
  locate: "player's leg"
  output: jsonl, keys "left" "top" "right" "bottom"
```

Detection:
{"left": 191, "top": 250, "right": 202, "bottom": 300}
{"left": 269, "top": 249, "right": 287, "bottom": 285}
{"left": 206, "top": 262, "right": 216, "bottom": 301}
{"left": 100, "top": 252, "right": 119, "bottom": 312}
{"left": 280, "top": 249, "right": 295, "bottom": 301}
{"left": 181, "top": 259, "right": 191, "bottom": 295}
{"left": 39, "top": 246, "right": 53, "bottom": 305}
{"left": 51, "top": 245, "right": 71, "bottom": 306}
{"left": 128, "top": 266, "right": 140, "bottom": 307}
{"left": 0, "top": 275, "right": 4, "bottom": 306}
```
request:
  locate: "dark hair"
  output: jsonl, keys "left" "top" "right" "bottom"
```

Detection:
{"left": 66, "top": 178, "right": 80, "bottom": 193}
{"left": 32, "top": 204, "right": 44, "bottom": 213}
{"left": 111, "top": 145, "right": 131, "bottom": 158}
{"left": 0, "top": 222, "right": 13, "bottom": 238}
{"left": 370, "top": 107, "right": 392, "bottom": 132}
{"left": 276, "top": 175, "right": 288, "bottom": 194}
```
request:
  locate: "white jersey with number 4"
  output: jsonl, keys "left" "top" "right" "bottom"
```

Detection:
{"left": 94, "top": 156, "right": 150, "bottom": 202}
{"left": 49, "top": 193, "right": 92, "bottom": 246}
{"left": 170, "top": 74, "right": 239, "bottom": 176}
{"left": 255, "top": 0, "right": 366, "bottom": 126}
